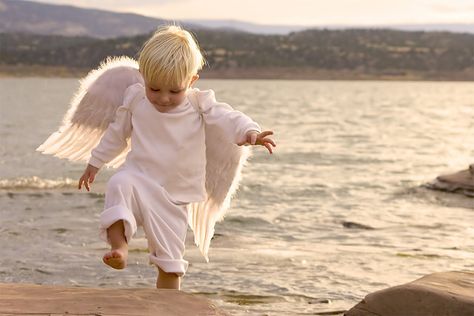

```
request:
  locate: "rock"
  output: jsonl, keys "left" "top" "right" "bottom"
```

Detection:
{"left": 345, "top": 271, "right": 474, "bottom": 316}
{"left": 342, "top": 221, "right": 375, "bottom": 230}
{"left": 424, "top": 165, "right": 474, "bottom": 197}
{"left": 0, "top": 283, "right": 228, "bottom": 316}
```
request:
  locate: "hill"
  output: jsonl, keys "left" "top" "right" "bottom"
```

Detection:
{"left": 186, "top": 20, "right": 474, "bottom": 35}
{"left": 2, "top": 0, "right": 474, "bottom": 38}
{"left": 0, "top": 0, "right": 191, "bottom": 38}
{"left": 1, "top": 28, "right": 474, "bottom": 80}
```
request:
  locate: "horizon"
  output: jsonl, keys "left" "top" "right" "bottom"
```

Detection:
{"left": 22, "top": 0, "right": 474, "bottom": 28}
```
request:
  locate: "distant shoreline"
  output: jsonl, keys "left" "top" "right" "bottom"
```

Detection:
{"left": 1, "top": 65, "right": 473, "bottom": 81}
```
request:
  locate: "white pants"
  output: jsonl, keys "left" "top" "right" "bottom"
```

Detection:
{"left": 99, "top": 170, "right": 189, "bottom": 276}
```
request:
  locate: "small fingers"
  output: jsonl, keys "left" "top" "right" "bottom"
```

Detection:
{"left": 259, "top": 130, "right": 273, "bottom": 138}
{"left": 262, "top": 137, "right": 276, "bottom": 154}
{"left": 250, "top": 133, "right": 258, "bottom": 145}
{"left": 78, "top": 176, "right": 87, "bottom": 190}
{"left": 264, "top": 142, "right": 273, "bottom": 154}
{"left": 78, "top": 174, "right": 91, "bottom": 192}
{"left": 234, "top": 131, "right": 277, "bottom": 151}
{"left": 261, "top": 137, "right": 276, "bottom": 147}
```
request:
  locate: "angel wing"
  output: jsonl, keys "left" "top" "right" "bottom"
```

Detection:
{"left": 36, "top": 56, "right": 144, "bottom": 168}
{"left": 187, "top": 91, "right": 252, "bottom": 262}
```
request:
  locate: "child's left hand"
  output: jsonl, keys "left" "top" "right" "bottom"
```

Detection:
{"left": 238, "top": 130, "right": 276, "bottom": 154}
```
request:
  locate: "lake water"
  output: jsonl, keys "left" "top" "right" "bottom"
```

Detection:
{"left": 1, "top": 78, "right": 474, "bottom": 315}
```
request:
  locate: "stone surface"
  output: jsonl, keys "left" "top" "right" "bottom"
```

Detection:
{"left": 0, "top": 283, "right": 228, "bottom": 316}
{"left": 345, "top": 271, "right": 474, "bottom": 316}
{"left": 424, "top": 166, "right": 474, "bottom": 197}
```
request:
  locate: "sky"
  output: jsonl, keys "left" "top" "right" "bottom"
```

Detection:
{"left": 27, "top": 0, "right": 474, "bottom": 26}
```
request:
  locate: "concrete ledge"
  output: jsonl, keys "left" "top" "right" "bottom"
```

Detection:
{"left": 0, "top": 283, "right": 228, "bottom": 316}
{"left": 345, "top": 271, "right": 474, "bottom": 316}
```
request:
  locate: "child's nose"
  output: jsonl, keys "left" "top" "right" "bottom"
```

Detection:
{"left": 158, "top": 94, "right": 170, "bottom": 104}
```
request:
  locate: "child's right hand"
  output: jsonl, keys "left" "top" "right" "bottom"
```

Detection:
{"left": 78, "top": 164, "right": 99, "bottom": 191}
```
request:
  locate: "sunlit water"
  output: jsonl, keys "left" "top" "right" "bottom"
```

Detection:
{"left": 1, "top": 78, "right": 474, "bottom": 315}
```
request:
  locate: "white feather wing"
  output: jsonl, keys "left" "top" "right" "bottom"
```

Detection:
{"left": 187, "top": 91, "right": 251, "bottom": 261}
{"left": 37, "top": 56, "right": 144, "bottom": 168}
{"left": 36, "top": 57, "right": 143, "bottom": 167}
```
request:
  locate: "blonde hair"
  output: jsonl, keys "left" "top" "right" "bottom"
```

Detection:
{"left": 138, "top": 25, "right": 205, "bottom": 87}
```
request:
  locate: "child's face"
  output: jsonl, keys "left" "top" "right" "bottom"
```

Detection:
{"left": 145, "top": 75, "right": 198, "bottom": 113}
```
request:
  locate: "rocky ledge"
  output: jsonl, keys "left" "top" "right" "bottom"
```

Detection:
{"left": 345, "top": 271, "right": 474, "bottom": 316}
{"left": 424, "top": 165, "right": 474, "bottom": 197}
{"left": 0, "top": 283, "right": 228, "bottom": 316}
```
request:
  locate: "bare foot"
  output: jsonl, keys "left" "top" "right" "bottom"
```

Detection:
{"left": 103, "top": 248, "right": 128, "bottom": 269}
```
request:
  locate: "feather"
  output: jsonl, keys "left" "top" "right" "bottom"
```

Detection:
{"left": 37, "top": 56, "right": 143, "bottom": 167}
{"left": 187, "top": 91, "right": 251, "bottom": 261}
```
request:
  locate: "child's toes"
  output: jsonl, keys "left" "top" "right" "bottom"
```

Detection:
{"left": 102, "top": 250, "right": 127, "bottom": 269}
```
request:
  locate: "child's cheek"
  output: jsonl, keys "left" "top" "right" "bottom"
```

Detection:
{"left": 173, "top": 95, "right": 186, "bottom": 105}
{"left": 145, "top": 92, "right": 156, "bottom": 104}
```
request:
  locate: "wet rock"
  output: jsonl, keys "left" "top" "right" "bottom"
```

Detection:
{"left": 308, "top": 297, "right": 332, "bottom": 304}
{"left": 342, "top": 221, "right": 374, "bottom": 230}
{"left": 424, "top": 165, "right": 474, "bottom": 197}
{"left": 345, "top": 271, "right": 474, "bottom": 316}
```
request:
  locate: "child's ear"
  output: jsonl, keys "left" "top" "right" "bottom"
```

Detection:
{"left": 189, "top": 74, "right": 199, "bottom": 87}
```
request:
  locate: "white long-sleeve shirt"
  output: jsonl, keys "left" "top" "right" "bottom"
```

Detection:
{"left": 89, "top": 83, "right": 261, "bottom": 203}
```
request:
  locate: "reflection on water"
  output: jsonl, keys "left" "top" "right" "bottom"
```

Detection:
{"left": 1, "top": 78, "right": 474, "bottom": 315}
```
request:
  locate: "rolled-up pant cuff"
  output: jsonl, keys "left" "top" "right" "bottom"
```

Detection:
{"left": 149, "top": 255, "right": 188, "bottom": 277}
{"left": 99, "top": 205, "right": 137, "bottom": 244}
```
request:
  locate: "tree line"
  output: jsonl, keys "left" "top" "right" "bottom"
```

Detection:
{"left": 1, "top": 28, "right": 473, "bottom": 78}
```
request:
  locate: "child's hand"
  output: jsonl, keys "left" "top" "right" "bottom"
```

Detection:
{"left": 238, "top": 130, "right": 276, "bottom": 154}
{"left": 78, "top": 164, "right": 99, "bottom": 191}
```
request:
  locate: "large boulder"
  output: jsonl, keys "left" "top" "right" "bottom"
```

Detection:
{"left": 0, "top": 283, "right": 228, "bottom": 316}
{"left": 345, "top": 271, "right": 474, "bottom": 316}
{"left": 424, "top": 165, "right": 474, "bottom": 197}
